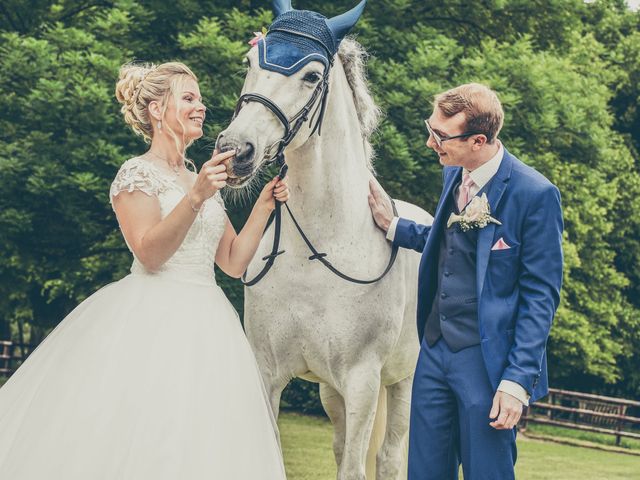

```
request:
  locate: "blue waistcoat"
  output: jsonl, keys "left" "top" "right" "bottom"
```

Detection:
{"left": 424, "top": 184, "right": 483, "bottom": 351}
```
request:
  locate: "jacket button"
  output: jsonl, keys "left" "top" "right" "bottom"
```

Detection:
{"left": 440, "top": 314, "right": 446, "bottom": 321}
{"left": 444, "top": 271, "right": 452, "bottom": 277}
{"left": 441, "top": 292, "right": 448, "bottom": 299}
{"left": 448, "top": 248, "right": 455, "bottom": 255}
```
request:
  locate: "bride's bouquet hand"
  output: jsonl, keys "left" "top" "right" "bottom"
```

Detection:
{"left": 189, "top": 149, "right": 235, "bottom": 209}
{"left": 256, "top": 176, "right": 290, "bottom": 212}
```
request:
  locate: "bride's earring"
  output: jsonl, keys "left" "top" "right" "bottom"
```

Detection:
{"left": 157, "top": 121, "right": 162, "bottom": 131}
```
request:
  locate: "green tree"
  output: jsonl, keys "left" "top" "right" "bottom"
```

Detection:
{"left": 1, "top": 0, "right": 639, "bottom": 401}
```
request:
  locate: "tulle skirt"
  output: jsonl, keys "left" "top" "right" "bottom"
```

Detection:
{"left": 0, "top": 273, "right": 286, "bottom": 479}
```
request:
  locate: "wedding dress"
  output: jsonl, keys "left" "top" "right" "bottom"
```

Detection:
{"left": 0, "top": 157, "right": 286, "bottom": 479}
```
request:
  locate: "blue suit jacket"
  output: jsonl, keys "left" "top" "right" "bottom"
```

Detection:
{"left": 395, "top": 149, "right": 563, "bottom": 402}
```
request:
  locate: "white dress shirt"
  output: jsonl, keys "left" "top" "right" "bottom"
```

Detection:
{"left": 385, "top": 143, "right": 530, "bottom": 405}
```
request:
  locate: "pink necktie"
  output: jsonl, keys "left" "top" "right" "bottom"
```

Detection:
{"left": 457, "top": 172, "right": 474, "bottom": 212}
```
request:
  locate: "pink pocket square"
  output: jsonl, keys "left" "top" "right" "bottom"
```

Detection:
{"left": 491, "top": 237, "right": 511, "bottom": 251}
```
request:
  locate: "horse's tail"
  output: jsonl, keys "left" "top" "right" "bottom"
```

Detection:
{"left": 365, "top": 386, "right": 387, "bottom": 478}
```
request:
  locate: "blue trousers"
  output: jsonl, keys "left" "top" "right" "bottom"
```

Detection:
{"left": 408, "top": 338, "right": 517, "bottom": 480}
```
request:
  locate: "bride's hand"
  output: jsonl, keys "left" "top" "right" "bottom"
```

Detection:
{"left": 256, "top": 176, "right": 290, "bottom": 212}
{"left": 189, "top": 149, "right": 235, "bottom": 209}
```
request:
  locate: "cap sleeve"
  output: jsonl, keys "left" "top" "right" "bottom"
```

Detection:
{"left": 109, "top": 158, "right": 171, "bottom": 203}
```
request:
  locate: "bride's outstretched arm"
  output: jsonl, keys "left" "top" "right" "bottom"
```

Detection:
{"left": 215, "top": 177, "right": 289, "bottom": 278}
{"left": 113, "top": 151, "right": 234, "bottom": 272}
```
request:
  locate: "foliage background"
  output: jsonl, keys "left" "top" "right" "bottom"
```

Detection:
{"left": 0, "top": 0, "right": 639, "bottom": 407}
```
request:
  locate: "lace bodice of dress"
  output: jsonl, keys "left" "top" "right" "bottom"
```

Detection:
{"left": 109, "top": 157, "right": 226, "bottom": 285}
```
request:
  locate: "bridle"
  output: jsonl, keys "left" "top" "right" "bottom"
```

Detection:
{"left": 233, "top": 43, "right": 398, "bottom": 287}
{"left": 233, "top": 57, "right": 332, "bottom": 171}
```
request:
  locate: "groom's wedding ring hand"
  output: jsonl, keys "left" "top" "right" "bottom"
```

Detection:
{"left": 368, "top": 179, "right": 393, "bottom": 232}
{"left": 489, "top": 391, "right": 523, "bottom": 430}
{"left": 190, "top": 149, "right": 235, "bottom": 208}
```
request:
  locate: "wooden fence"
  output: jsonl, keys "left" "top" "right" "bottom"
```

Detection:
{"left": 0, "top": 340, "right": 11, "bottom": 376}
{"left": 0, "top": 341, "right": 34, "bottom": 377}
{"left": 520, "top": 388, "right": 640, "bottom": 446}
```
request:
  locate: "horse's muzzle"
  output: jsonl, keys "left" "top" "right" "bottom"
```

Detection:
{"left": 216, "top": 137, "right": 256, "bottom": 187}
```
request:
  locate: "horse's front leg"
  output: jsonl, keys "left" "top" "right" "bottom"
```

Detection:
{"left": 338, "top": 366, "right": 382, "bottom": 480}
{"left": 376, "top": 374, "right": 412, "bottom": 480}
{"left": 265, "top": 374, "right": 289, "bottom": 421}
{"left": 320, "top": 382, "right": 347, "bottom": 468}
{"left": 246, "top": 332, "right": 291, "bottom": 421}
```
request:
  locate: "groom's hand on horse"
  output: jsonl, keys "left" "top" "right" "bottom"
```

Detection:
{"left": 368, "top": 178, "right": 394, "bottom": 233}
{"left": 489, "top": 391, "right": 523, "bottom": 430}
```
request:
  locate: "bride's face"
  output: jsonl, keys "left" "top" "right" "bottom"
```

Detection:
{"left": 162, "top": 78, "right": 206, "bottom": 142}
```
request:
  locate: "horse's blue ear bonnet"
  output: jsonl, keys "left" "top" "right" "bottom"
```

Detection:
{"left": 258, "top": 0, "right": 367, "bottom": 76}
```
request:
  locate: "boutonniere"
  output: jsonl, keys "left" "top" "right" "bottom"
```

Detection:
{"left": 248, "top": 27, "right": 268, "bottom": 46}
{"left": 447, "top": 193, "right": 502, "bottom": 231}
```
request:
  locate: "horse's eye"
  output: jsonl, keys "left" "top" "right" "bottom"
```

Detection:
{"left": 303, "top": 72, "right": 321, "bottom": 83}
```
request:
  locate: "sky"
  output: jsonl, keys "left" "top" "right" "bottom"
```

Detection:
{"left": 585, "top": 0, "right": 639, "bottom": 10}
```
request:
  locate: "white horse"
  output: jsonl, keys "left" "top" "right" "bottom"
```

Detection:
{"left": 219, "top": 36, "right": 432, "bottom": 480}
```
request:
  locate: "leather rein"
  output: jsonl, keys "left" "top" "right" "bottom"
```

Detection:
{"left": 235, "top": 61, "right": 399, "bottom": 286}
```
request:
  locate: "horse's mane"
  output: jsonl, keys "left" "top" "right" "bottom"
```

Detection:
{"left": 338, "top": 37, "right": 382, "bottom": 172}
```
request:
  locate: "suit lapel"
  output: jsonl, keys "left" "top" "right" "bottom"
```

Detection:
{"left": 432, "top": 168, "right": 461, "bottom": 232}
{"left": 423, "top": 168, "right": 461, "bottom": 254}
{"left": 476, "top": 150, "right": 513, "bottom": 297}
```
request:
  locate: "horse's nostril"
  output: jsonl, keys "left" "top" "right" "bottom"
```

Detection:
{"left": 232, "top": 142, "right": 255, "bottom": 177}
{"left": 237, "top": 142, "right": 254, "bottom": 162}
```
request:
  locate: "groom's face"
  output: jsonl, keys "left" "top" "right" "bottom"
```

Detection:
{"left": 425, "top": 108, "right": 474, "bottom": 168}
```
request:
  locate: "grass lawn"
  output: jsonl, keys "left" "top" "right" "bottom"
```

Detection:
{"left": 278, "top": 412, "right": 640, "bottom": 480}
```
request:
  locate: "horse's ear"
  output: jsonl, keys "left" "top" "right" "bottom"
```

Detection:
{"left": 326, "top": 0, "right": 366, "bottom": 43}
{"left": 273, "top": 0, "right": 293, "bottom": 17}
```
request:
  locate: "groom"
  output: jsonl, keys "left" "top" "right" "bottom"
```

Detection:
{"left": 369, "top": 83, "right": 563, "bottom": 479}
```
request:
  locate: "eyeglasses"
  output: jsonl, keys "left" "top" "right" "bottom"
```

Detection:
{"left": 424, "top": 120, "right": 483, "bottom": 148}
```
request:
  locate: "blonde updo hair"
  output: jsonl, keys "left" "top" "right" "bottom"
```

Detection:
{"left": 115, "top": 61, "right": 198, "bottom": 143}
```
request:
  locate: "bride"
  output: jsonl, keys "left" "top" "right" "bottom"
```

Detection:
{"left": 0, "top": 61, "right": 288, "bottom": 479}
